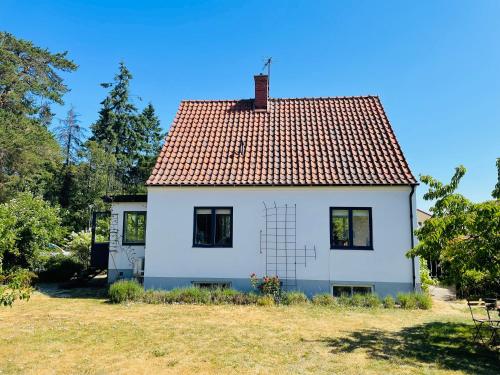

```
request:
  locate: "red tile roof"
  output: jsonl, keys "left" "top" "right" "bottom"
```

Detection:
{"left": 147, "top": 96, "right": 416, "bottom": 186}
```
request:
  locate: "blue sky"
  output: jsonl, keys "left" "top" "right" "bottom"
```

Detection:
{"left": 1, "top": 0, "right": 499, "bottom": 210}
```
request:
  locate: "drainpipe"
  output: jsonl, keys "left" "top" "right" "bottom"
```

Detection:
{"left": 409, "top": 185, "right": 416, "bottom": 291}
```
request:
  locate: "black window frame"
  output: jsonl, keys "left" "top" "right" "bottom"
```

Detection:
{"left": 122, "top": 211, "right": 147, "bottom": 246}
{"left": 329, "top": 207, "right": 373, "bottom": 250}
{"left": 193, "top": 207, "right": 233, "bottom": 248}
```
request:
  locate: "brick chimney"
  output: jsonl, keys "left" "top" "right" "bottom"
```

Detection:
{"left": 254, "top": 74, "right": 269, "bottom": 110}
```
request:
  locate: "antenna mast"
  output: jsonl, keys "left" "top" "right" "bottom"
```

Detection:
{"left": 263, "top": 57, "right": 272, "bottom": 95}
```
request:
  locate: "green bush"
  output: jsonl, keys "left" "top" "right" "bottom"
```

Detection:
{"left": 397, "top": 292, "right": 432, "bottom": 309}
{"left": 142, "top": 289, "right": 170, "bottom": 304}
{"left": 383, "top": 295, "right": 396, "bottom": 309}
{"left": 257, "top": 294, "right": 275, "bottom": 306}
{"left": 108, "top": 280, "right": 144, "bottom": 303}
{"left": 38, "top": 255, "right": 83, "bottom": 282}
{"left": 336, "top": 293, "right": 382, "bottom": 308}
{"left": 1, "top": 268, "right": 36, "bottom": 307}
{"left": 168, "top": 287, "right": 211, "bottom": 304}
{"left": 233, "top": 292, "right": 258, "bottom": 305}
{"left": 66, "top": 230, "right": 91, "bottom": 268}
{"left": 283, "top": 291, "right": 309, "bottom": 305}
{"left": 397, "top": 293, "right": 416, "bottom": 309}
{"left": 361, "top": 293, "right": 382, "bottom": 308}
{"left": 312, "top": 293, "right": 335, "bottom": 306}
{"left": 336, "top": 294, "right": 351, "bottom": 307}
{"left": 414, "top": 292, "right": 433, "bottom": 310}
{"left": 211, "top": 288, "right": 241, "bottom": 304}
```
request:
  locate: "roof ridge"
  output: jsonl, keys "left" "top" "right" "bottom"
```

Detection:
{"left": 180, "top": 95, "right": 379, "bottom": 103}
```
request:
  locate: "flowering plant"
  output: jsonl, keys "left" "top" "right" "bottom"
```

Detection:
{"left": 250, "top": 273, "right": 281, "bottom": 298}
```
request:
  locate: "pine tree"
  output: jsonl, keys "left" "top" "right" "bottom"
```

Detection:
{"left": 131, "top": 103, "right": 163, "bottom": 186}
{"left": 54, "top": 105, "right": 84, "bottom": 166}
{"left": 90, "top": 62, "right": 142, "bottom": 189}
{"left": 0, "top": 32, "right": 77, "bottom": 115}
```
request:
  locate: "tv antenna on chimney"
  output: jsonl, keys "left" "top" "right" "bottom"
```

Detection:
{"left": 262, "top": 57, "right": 272, "bottom": 78}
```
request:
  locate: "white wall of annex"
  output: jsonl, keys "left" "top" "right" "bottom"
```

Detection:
{"left": 108, "top": 201, "right": 147, "bottom": 271}
{"left": 144, "top": 186, "right": 416, "bottom": 284}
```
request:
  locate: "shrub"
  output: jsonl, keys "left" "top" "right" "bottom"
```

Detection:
{"left": 397, "top": 292, "right": 432, "bottom": 309}
{"left": 250, "top": 273, "right": 281, "bottom": 297}
{"left": 168, "top": 287, "right": 211, "bottom": 304}
{"left": 0, "top": 268, "right": 36, "bottom": 307}
{"left": 283, "top": 291, "right": 309, "bottom": 305}
{"left": 0, "top": 192, "right": 64, "bottom": 271}
{"left": 383, "top": 295, "right": 396, "bottom": 309}
{"left": 419, "top": 258, "right": 437, "bottom": 293}
{"left": 361, "top": 293, "right": 382, "bottom": 308}
{"left": 66, "top": 230, "right": 91, "bottom": 268}
{"left": 211, "top": 288, "right": 241, "bottom": 304}
{"left": 234, "top": 292, "right": 258, "bottom": 305}
{"left": 257, "top": 294, "right": 275, "bottom": 306}
{"left": 397, "top": 293, "right": 416, "bottom": 309}
{"left": 312, "top": 293, "right": 335, "bottom": 306}
{"left": 336, "top": 294, "right": 351, "bottom": 307}
{"left": 414, "top": 292, "right": 433, "bottom": 310}
{"left": 142, "top": 289, "right": 170, "bottom": 304}
{"left": 38, "top": 255, "right": 83, "bottom": 282}
{"left": 336, "top": 293, "right": 382, "bottom": 308}
{"left": 109, "top": 280, "right": 144, "bottom": 303}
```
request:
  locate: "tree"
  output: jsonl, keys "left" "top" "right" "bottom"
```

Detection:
{"left": 54, "top": 105, "right": 85, "bottom": 166}
{"left": 492, "top": 158, "right": 500, "bottom": 200}
{"left": 0, "top": 192, "right": 64, "bottom": 272}
{"left": 0, "top": 109, "right": 62, "bottom": 202}
{"left": 0, "top": 32, "right": 77, "bottom": 116}
{"left": 408, "top": 165, "right": 500, "bottom": 297}
{"left": 129, "top": 103, "right": 163, "bottom": 188}
{"left": 59, "top": 141, "right": 119, "bottom": 230}
{"left": 91, "top": 62, "right": 142, "bottom": 187}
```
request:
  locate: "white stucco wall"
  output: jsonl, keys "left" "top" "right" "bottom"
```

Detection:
{"left": 143, "top": 186, "right": 418, "bottom": 293}
{"left": 108, "top": 201, "right": 147, "bottom": 280}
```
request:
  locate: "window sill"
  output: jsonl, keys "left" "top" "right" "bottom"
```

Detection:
{"left": 122, "top": 242, "right": 146, "bottom": 246}
{"left": 330, "top": 247, "right": 374, "bottom": 251}
{"left": 193, "top": 245, "right": 233, "bottom": 249}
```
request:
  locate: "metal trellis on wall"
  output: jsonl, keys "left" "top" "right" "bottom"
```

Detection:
{"left": 260, "top": 202, "right": 316, "bottom": 290}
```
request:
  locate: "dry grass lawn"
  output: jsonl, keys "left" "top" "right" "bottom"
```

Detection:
{"left": 0, "top": 288, "right": 498, "bottom": 375}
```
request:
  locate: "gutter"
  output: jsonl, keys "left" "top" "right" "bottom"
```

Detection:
{"left": 409, "top": 184, "right": 416, "bottom": 291}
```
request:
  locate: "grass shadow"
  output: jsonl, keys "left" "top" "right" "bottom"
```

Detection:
{"left": 36, "top": 283, "right": 108, "bottom": 299}
{"left": 321, "top": 322, "right": 499, "bottom": 374}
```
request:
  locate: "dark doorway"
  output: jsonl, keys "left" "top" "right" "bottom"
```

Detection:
{"left": 90, "top": 211, "right": 110, "bottom": 269}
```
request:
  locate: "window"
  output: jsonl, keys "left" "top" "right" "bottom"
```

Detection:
{"left": 192, "top": 281, "right": 231, "bottom": 289}
{"left": 123, "top": 211, "right": 146, "bottom": 245}
{"left": 330, "top": 207, "right": 372, "bottom": 249}
{"left": 193, "top": 207, "right": 233, "bottom": 247}
{"left": 332, "top": 285, "right": 373, "bottom": 297}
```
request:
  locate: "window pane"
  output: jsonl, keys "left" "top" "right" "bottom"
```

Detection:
{"left": 124, "top": 213, "right": 146, "bottom": 243}
{"left": 332, "top": 209, "right": 349, "bottom": 247}
{"left": 353, "top": 209, "right": 370, "bottom": 247}
{"left": 215, "top": 210, "right": 232, "bottom": 246}
{"left": 352, "top": 286, "right": 372, "bottom": 295}
{"left": 95, "top": 214, "right": 110, "bottom": 243}
{"left": 195, "top": 210, "right": 212, "bottom": 245}
{"left": 333, "top": 286, "right": 352, "bottom": 297}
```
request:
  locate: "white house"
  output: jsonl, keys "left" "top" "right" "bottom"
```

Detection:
{"left": 104, "top": 74, "right": 420, "bottom": 297}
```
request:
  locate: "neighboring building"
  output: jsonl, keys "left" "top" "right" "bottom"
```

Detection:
{"left": 416, "top": 208, "right": 432, "bottom": 228}
{"left": 102, "top": 74, "right": 420, "bottom": 297}
{"left": 416, "top": 208, "right": 440, "bottom": 278}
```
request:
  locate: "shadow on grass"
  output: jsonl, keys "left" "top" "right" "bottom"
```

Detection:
{"left": 36, "top": 283, "right": 108, "bottom": 299}
{"left": 321, "top": 322, "right": 499, "bottom": 374}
